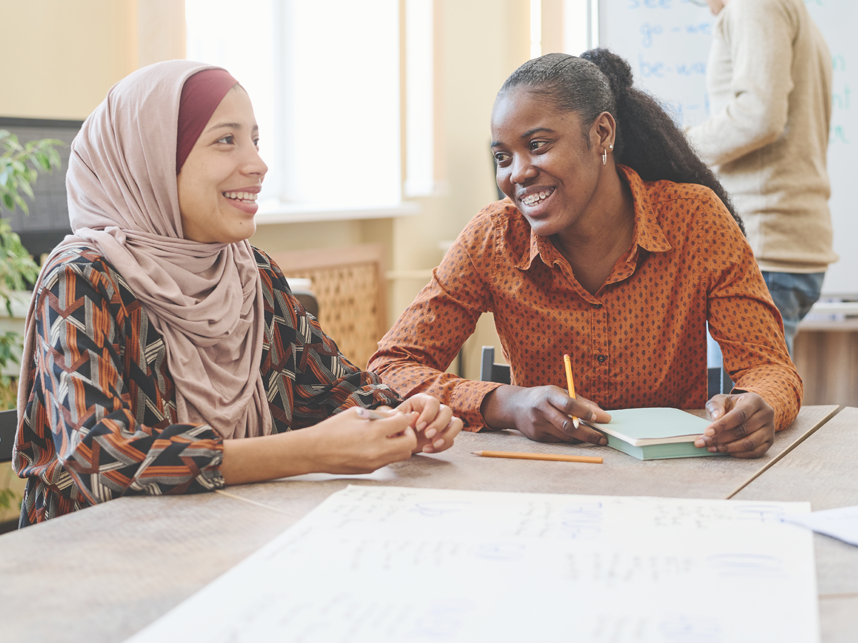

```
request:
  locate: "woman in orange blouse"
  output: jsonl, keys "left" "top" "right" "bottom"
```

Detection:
{"left": 369, "top": 50, "right": 801, "bottom": 458}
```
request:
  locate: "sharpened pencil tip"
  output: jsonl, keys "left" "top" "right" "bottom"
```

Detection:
{"left": 472, "top": 451, "right": 482, "bottom": 456}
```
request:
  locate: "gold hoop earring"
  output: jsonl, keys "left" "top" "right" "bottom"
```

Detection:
{"left": 602, "top": 149, "right": 607, "bottom": 166}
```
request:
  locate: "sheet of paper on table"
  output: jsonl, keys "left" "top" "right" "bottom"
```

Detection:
{"left": 783, "top": 504, "right": 858, "bottom": 546}
{"left": 126, "top": 487, "right": 819, "bottom": 643}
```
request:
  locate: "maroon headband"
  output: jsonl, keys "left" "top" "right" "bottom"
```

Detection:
{"left": 176, "top": 69, "right": 239, "bottom": 173}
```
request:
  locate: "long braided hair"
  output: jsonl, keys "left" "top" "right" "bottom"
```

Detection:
{"left": 499, "top": 49, "right": 744, "bottom": 234}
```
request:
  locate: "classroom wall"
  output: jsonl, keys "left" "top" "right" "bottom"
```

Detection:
{"left": 390, "top": 0, "right": 530, "bottom": 380}
{"left": 0, "top": 0, "right": 525, "bottom": 374}
{"left": 0, "top": 0, "right": 137, "bottom": 119}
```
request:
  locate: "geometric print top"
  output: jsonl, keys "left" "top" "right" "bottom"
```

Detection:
{"left": 370, "top": 165, "right": 802, "bottom": 433}
{"left": 14, "top": 246, "right": 400, "bottom": 526}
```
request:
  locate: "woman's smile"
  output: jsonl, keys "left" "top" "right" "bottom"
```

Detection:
{"left": 222, "top": 186, "right": 260, "bottom": 215}
{"left": 517, "top": 185, "right": 557, "bottom": 217}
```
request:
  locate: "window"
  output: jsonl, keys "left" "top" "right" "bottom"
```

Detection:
{"left": 186, "top": 0, "right": 403, "bottom": 216}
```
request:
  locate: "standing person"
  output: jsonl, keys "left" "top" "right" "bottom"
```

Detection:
{"left": 13, "top": 60, "right": 462, "bottom": 527}
{"left": 369, "top": 50, "right": 802, "bottom": 458}
{"left": 687, "top": 0, "right": 836, "bottom": 355}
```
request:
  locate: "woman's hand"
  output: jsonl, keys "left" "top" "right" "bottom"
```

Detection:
{"left": 394, "top": 393, "right": 464, "bottom": 454}
{"left": 481, "top": 385, "right": 612, "bottom": 444}
{"left": 303, "top": 407, "right": 419, "bottom": 474}
{"left": 695, "top": 392, "right": 775, "bottom": 458}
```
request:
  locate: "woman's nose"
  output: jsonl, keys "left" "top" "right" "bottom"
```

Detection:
{"left": 244, "top": 146, "right": 268, "bottom": 179}
{"left": 510, "top": 156, "right": 536, "bottom": 185}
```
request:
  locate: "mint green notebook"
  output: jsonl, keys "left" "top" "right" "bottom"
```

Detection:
{"left": 583, "top": 408, "right": 727, "bottom": 461}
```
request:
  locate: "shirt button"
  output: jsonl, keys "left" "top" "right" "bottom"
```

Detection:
{"left": 597, "top": 354, "right": 607, "bottom": 364}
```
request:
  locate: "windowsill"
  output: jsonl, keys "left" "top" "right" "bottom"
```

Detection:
{"left": 255, "top": 200, "right": 421, "bottom": 225}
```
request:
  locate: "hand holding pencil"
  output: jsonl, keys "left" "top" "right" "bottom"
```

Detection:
{"left": 563, "top": 354, "right": 579, "bottom": 429}
{"left": 478, "top": 357, "right": 611, "bottom": 444}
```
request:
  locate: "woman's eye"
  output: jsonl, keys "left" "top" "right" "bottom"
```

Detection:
{"left": 494, "top": 152, "right": 510, "bottom": 165}
{"left": 216, "top": 135, "right": 234, "bottom": 144}
{"left": 530, "top": 140, "right": 547, "bottom": 152}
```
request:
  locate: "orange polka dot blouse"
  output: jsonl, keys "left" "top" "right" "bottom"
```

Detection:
{"left": 369, "top": 166, "right": 802, "bottom": 432}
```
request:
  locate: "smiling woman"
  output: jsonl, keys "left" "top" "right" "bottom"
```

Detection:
{"left": 10, "top": 60, "right": 462, "bottom": 527}
{"left": 176, "top": 80, "right": 267, "bottom": 244}
{"left": 369, "top": 50, "right": 802, "bottom": 461}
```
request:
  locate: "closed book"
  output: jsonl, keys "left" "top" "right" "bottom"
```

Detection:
{"left": 583, "top": 407, "right": 727, "bottom": 461}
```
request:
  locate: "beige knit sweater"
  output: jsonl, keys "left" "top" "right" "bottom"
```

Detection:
{"left": 687, "top": 0, "right": 837, "bottom": 272}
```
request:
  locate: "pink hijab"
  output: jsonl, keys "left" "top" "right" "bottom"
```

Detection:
{"left": 18, "top": 60, "right": 272, "bottom": 439}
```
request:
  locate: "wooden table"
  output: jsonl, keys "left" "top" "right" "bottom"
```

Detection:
{"left": 0, "top": 405, "right": 850, "bottom": 643}
{"left": 735, "top": 406, "right": 858, "bottom": 643}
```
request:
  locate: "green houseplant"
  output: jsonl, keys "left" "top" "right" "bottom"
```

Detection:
{"left": 0, "top": 129, "right": 63, "bottom": 329}
{"left": 0, "top": 129, "right": 62, "bottom": 514}
{"left": 0, "top": 131, "right": 62, "bottom": 402}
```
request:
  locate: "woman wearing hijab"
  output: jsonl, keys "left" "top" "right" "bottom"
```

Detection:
{"left": 13, "top": 60, "right": 462, "bottom": 526}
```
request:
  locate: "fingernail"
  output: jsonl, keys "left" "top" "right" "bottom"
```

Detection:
{"left": 433, "top": 439, "right": 445, "bottom": 448}
{"left": 417, "top": 421, "right": 427, "bottom": 431}
{"left": 356, "top": 408, "right": 367, "bottom": 417}
{"left": 712, "top": 411, "right": 720, "bottom": 419}
{"left": 599, "top": 437, "right": 608, "bottom": 446}
{"left": 704, "top": 429, "right": 715, "bottom": 436}
{"left": 589, "top": 411, "right": 597, "bottom": 421}
{"left": 695, "top": 439, "right": 704, "bottom": 447}
{"left": 423, "top": 445, "right": 434, "bottom": 453}
{"left": 425, "top": 428, "right": 437, "bottom": 439}
{"left": 708, "top": 447, "right": 717, "bottom": 453}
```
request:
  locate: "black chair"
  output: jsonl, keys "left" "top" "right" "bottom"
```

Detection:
{"left": 479, "top": 345, "right": 731, "bottom": 398}
{"left": 479, "top": 347, "right": 510, "bottom": 385}
{"left": 0, "top": 409, "right": 17, "bottom": 463}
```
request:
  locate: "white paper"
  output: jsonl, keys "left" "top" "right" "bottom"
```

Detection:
{"left": 783, "top": 504, "right": 858, "bottom": 546}
{"left": 126, "top": 487, "right": 818, "bottom": 643}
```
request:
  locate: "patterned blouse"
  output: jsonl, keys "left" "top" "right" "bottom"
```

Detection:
{"left": 14, "top": 246, "right": 400, "bottom": 526}
{"left": 369, "top": 166, "right": 802, "bottom": 432}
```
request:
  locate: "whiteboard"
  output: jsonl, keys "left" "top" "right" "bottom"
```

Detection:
{"left": 598, "top": 0, "right": 858, "bottom": 296}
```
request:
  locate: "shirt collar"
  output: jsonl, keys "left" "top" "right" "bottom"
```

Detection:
{"left": 516, "top": 164, "right": 672, "bottom": 271}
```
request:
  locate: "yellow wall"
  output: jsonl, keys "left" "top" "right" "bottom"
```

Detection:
{"left": 0, "top": 0, "right": 138, "bottom": 119}
{"left": 391, "top": 0, "right": 529, "bottom": 378}
{"left": 0, "top": 0, "right": 526, "bottom": 372}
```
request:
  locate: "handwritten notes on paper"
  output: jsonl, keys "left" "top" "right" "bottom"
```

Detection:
{"left": 126, "top": 487, "right": 819, "bottom": 643}
{"left": 784, "top": 504, "right": 858, "bottom": 547}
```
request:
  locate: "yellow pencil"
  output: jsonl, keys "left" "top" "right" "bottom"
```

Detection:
{"left": 563, "top": 353, "right": 579, "bottom": 429}
{"left": 472, "top": 450, "right": 602, "bottom": 464}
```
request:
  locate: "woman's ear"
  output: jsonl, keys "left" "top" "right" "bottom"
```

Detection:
{"left": 593, "top": 111, "right": 617, "bottom": 153}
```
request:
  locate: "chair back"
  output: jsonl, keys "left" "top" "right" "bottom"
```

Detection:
{"left": 481, "top": 345, "right": 730, "bottom": 401}
{"left": 707, "top": 366, "right": 733, "bottom": 399}
{"left": 0, "top": 409, "right": 18, "bottom": 464}
{"left": 479, "top": 346, "right": 510, "bottom": 384}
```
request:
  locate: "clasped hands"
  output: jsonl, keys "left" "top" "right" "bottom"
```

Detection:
{"left": 310, "top": 393, "right": 463, "bottom": 475}
{"left": 482, "top": 385, "right": 775, "bottom": 458}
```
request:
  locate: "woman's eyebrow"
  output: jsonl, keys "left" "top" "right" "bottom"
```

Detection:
{"left": 491, "top": 126, "right": 556, "bottom": 148}
{"left": 521, "top": 127, "right": 555, "bottom": 138}
{"left": 204, "top": 122, "right": 260, "bottom": 134}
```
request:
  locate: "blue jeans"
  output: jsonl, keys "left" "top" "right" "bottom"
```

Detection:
{"left": 707, "top": 271, "right": 825, "bottom": 366}
{"left": 761, "top": 271, "right": 826, "bottom": 356}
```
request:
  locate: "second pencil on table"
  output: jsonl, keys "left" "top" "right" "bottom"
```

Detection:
{"left": 472, "top": 451, "right": 602, "bottom": 464}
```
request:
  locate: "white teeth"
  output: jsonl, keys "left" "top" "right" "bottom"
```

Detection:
{"left": 224, "top": 191, "right": 258, "bottom": 201}
{"left": 522, "top": 189, "right": 553, "bottom": 206}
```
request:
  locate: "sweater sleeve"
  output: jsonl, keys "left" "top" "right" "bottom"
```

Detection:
{"left": 260, "top": 252, "right": 401, "bottom": 429}
{"left": 16, "top": 259, "right": 225, "bottom": 509}
{"left": 368, "top": 218, "right": 503, "bottom": 430}
{"left": 686, "top": 0, "right": 797, "bottom": 166}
